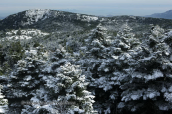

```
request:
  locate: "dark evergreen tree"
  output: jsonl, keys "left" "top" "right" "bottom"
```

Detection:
{"left": 21, "top": 48, "right": 96, "bottom": 114}
{"left": 3, "top": 45, "right": 96, "bottom": 114}
{"left": 117, "top": 25, "right": 172, "bottom": 114}
{"left": 81, "top": 24, "right": 119, "bottom": 114}
{"left": 4, "top": 47, "right": 47, "bottom": 114}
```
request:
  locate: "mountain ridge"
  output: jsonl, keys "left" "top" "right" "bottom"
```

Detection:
{"left": 146, "top": 10, "right": 172, "bottom": 19}
{"left": 0, "top": 9, "right": 101, "bottom": 32}
{"left": 1, "top": 9, "right": 172, "bottom": 33}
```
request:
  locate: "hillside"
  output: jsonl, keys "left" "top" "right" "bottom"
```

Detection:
{"left": 146, "top": 10, "right": 172, "bottom": 19}
{"left": 1, "top": 9, "right": 172, "bottom": 114}
{"left": 1, "top": 9, "right": 172, "bottom": 32}
{"left": 0, "top": 9, "right": 100, "bottom": 32}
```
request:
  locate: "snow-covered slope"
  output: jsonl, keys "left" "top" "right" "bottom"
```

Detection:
{"left": 22, "top": 9, "right": 99, "bottom": 25}
{"left": 2, "top": 29, "right": 49, "bottom": 40}
{"left": 0, "top": 9, "right": 100, "bottom": 31}
{"left": 22, "top": 9, "right": 51, "bottom": 25}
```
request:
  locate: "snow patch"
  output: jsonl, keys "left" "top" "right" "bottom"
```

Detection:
{"left": 81, "top": 15, "right": 98, "bottom": 22}
{"left": 5, "top": 29, "right": 49, "bottom": 40}
{"left": 24, "top": 9, "right": 51, "bottom": 25}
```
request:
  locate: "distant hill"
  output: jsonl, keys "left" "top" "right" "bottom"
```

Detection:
{"left": 146, "top": 10, "right": 172, "bottom": 19}
{"left": 0, "top": 9, "right": 101, "bottom": 32}
{"left": 1, "top": 9, "right": 172, "bottom": 33}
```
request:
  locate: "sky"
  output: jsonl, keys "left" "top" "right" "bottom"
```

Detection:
{"left": 0, "top": 0, "right": 172, "bottom": 17}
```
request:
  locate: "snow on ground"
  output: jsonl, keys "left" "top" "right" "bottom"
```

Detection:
{"left": 6, "top": 29, "right": 49, "bottom": 36}
{"left": 76, "top": 14, "right": 98, "bottom": 22}
{"left": 81, "top": 15, "right": 98, "bottom": 22}
{"left": 23, "top": 9, "right": 51, "bottom": 25}
{"left": 5, "top": 29, "right": 49, "bottom": 40}
{"left": 6, "top": 35, "right": 32, "bottom": 40}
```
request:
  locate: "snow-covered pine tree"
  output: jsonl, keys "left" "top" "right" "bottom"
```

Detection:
{"left": 117, "top": 25, "right": 172, "bottom": 114}
{"left": 21, "top": 48, "right": 96, "bottom": 114}
{"left": 92, "top": 24, "right": 141, "bottom": 114}
{"left": 84, "top": 23, "right": 141, "bottom": 114}
{"left": 80, "top": 24, "right": 121, "bottom": 114}
{"left": 4, "top": 46, "right": 47, "bottom": 114}
{"left": 19, "top": 48, "right": 66, "bottom": 114}
{"left": 48, "top": 62, "right": 96, "bottom": 114}
{"left": 85, "top": 23, "right": 112, "bottom": 59}
{"left": 114, "top": 23, "right": 140, "bottom": 52}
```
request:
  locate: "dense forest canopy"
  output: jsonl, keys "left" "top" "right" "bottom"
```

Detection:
{"left": 1, "top": 9, "right": 172, "bottom": 114}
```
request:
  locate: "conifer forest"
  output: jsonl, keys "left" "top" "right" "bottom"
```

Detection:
{"left": 1, "top": 9, "right": 172, "bottom": 114}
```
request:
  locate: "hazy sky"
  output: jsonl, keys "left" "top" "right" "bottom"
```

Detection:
{"left": 0, "top": 0, "right": 172, "bottom": 17}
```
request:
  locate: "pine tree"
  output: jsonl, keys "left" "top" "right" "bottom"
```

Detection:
{"left": 20, "top": 48, "right": 96, "bottom": 114}
{"left": 4, "top": 46, "right": 47, "bottom": 114}
{"left": 95, "top": 24, "right": 141, "bottom": 114}
{"left": 117, "top": 25, "right": 172, "bottom": 114}
{"left": 81, "top": 24, "right": 121, "bottom": 114}
{"left": 115, "top": 23, "right": 140, "bottom": 52}
{"left": 85, "top": 24, "right": 112, "bottom": 59}
{"left": 46, "top": 62, "right": 96, "bottom": 114}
